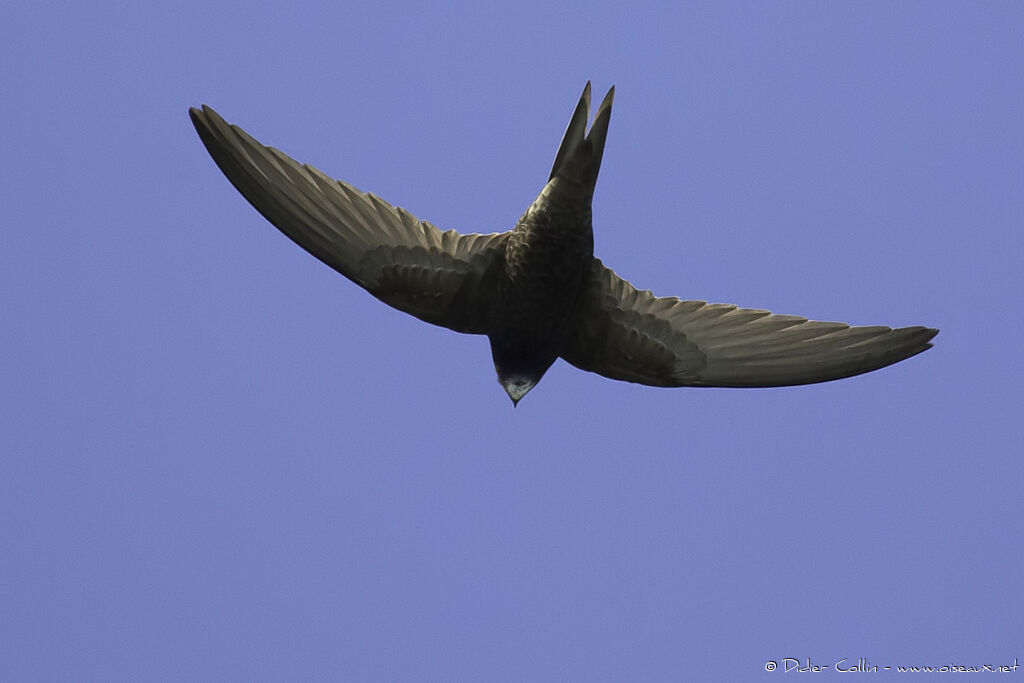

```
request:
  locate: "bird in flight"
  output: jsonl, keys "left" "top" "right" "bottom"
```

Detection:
{"left": 190, "top": 83, "right": 936, "bottom": 405}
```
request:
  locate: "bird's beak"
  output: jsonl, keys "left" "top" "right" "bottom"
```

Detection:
{"left": 501, "top": 377, "right": 535, "bottom": 406}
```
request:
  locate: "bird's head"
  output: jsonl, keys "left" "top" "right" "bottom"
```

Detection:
{"left": 490, "top": 338, "right": 555, "bottom": 407}
{"left": 500, "top": 375, "right": 537, "bottom": 406}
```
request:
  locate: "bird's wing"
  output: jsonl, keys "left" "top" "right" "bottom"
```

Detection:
{"left": 190, "top": 105, "right": 508, "bottom": 334}
{"left": 561, "top": 259, "right": 937, "bottom": 388}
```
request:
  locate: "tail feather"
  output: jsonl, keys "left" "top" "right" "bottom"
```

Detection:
{"left": 549, "top": 82, "right": 615, "bottom": 187}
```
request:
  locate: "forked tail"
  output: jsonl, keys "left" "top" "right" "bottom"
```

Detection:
{"left": 549, "top": 82, "right": 615, "bottom": 190}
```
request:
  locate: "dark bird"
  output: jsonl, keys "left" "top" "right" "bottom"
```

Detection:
{"left": 190, "top": 83, "right": 937, "bottom": 405}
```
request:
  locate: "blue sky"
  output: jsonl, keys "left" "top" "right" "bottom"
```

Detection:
{"left": 3, "top": 1, "right": 1022, "bottom": 680}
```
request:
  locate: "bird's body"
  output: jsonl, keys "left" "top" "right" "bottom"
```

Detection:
{"left": 489, "top": 88, "right": 610, "bottom": 401}
{"left": 190, "top": 83, "right": 936, "bottom": 405}
{"left": 491, "top": 183, "right": 595, "bottom": 402}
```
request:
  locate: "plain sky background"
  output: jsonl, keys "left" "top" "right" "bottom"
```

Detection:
{"left": 3, "top": 1, "right": 1023, "bottom": 680}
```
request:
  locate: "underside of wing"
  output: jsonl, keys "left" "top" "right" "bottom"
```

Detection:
{"left": 190, "top": 105, "right": 508, "bottom": 334}
{"left": 562, "top": 259, "right": 938, "bottom": 388}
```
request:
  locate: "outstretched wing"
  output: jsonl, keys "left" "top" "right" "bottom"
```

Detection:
{"left": 562, "top": 259, "right": 937, "bottom": 388}
{"left": 190, "top": 105, "right": 507, "bottom": 334}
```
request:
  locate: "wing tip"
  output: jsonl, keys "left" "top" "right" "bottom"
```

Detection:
{"left": 902, "top": 325, "right": 939, "bottom": 351}
{"left": 188, "top": 104, "right": 215, "bottom": 123}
